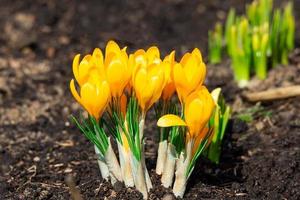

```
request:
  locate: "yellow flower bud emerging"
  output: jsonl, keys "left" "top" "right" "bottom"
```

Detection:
{"left": 173, "top": 48, "right": 206, "bottom": 103}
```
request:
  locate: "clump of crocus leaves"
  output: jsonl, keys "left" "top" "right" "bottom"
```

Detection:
{"left": 70, "top": 41, "right": 230, "bottom": 198}
{"left": 208, "top": 0, "right": 295, "bottom": 87}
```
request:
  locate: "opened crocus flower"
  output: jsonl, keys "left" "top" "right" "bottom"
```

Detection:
{"left": 157, "top": 86, "right": 215, "bottom": 197}
{"left": 173, "top": 48, "right": 206, "bottom": 103}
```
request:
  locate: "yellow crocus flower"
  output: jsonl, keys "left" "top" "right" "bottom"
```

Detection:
{"left": 133, "top": 63, "right": 165, "bottom": 112}
{"left": 72, "top": 50, "right": 105, "bottom": 87}
{"left": 132, "top": 46, "right": 161, "bottom": 70}
{"left": 70, "top": 79, "right": 110, "bottom": 121}
{"left": 130, "top": 46, "right": 165, "bottom": 112}
{"left": 157, "top": 86, "right": 214, "bottom": 140}
{"left": 173, "top": 48, "right": 206, "bottom": 103}
{"left": 161, "top": 51, "right": 176, "bottom": 101}
{"left": 104, "top": 41, "right": 131, "bottom": 98}
{"left": 73, "top": 41, "right": 131, "bottom": 100}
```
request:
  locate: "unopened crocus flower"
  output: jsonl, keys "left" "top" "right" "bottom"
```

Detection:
{"left": 157, "top": 86, "right": 215, "bottom": 197}
{"left": 70, "top": 73, "right": 110, "bottom": 121}
{"left": 161, "top": 51, "right": 176, "bottom": 101}
{"left": 173, "top": 48, "right": 206, "bottom": 103}
{"left": 104, "top": 41, "right": 132, "bottom": 98}
{"left": 132, "top": 47, "right": 165, "bottom": 112}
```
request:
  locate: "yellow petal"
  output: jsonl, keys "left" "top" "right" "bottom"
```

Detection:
{"left": 185, "top": 97, "right": 205, "bottom": 136}
{"left": 180, "top": 53, "right": 191, "bottom": 66}
{"left": 80, "top": 83, "right": 96, "bottom": 117}
{"left": 77, "top": 55, "right": 92, "bottom": 85}
{"left": 92, "top": 48, "right": 104, "bottom": 67}
{"left": 183, "top": 55, "right": 199, "bottom": 83}
{"left": 72, "top": 54, "right": 80, "bottom": 83}
{"left": 70, "top": 79, "right": 82, "bottom": 105}
{"left": 163, "top": 50, "right": 175, "bottom": 63}
{"left": 191, "top": 48, "right": 203, "bottom": 63}
{"left": 105, "top": 40, "right": 121, "bottom": 59}
{"left": 93, "top": 81, "right": 110, "bottom": 118}
{"left": 173, "top": 63, "right": 189, "bottom": 102}
{"left": 146, "top": 46, "right": 160, "bottom": 63}
{"left": 157, "top": 114, "right": 187, "bottom": 127}
{"left": 134, "top": 67, "right": 150, "bottom": 110}
{"left": 106, "top": 59, "right": 126, "bottom": 96}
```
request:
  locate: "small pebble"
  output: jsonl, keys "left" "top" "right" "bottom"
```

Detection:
{"left": 33, "top": 156, "right": 40, "bottom": 162}
{"left": 64, "top": 168, "right": 73, "bottom": 173}
{"left": 162, "top": 194, "right": 175, "bottom": 200}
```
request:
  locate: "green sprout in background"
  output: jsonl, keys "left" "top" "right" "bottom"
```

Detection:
{"left": 208, "top": 22, "right": 223, "bottom": 64}
{"left": 208, "top": 0, "right": 296, "bottom": 87}
{"left": 252, "top": 23, "right": 269, "bottom": 79}
{"left": 229, "top": 17, "right": 252, "bottom": 87}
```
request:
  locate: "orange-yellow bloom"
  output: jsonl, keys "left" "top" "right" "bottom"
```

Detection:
{"left": 104, "top": 41, "right": 131, "bottom": 98}
{"left": 131, "top": 47, "right": 165, "bottom": 112}
{"left": 157, "top": 86, "right": 214, "bottom": 139}
{"left": 161, "top": 51, "right": 176, "bottom": 101}
{"left": 70, "top": 79, "right": 110, "bottom": 120}
{"left": 72, "top": 51, "right": 105, "bottom": 87}
{"left": 133, "top": 64, "right": 165, "bottom": 112}
{"left": 173, "top": 48, "right": 206, "bottom": 103}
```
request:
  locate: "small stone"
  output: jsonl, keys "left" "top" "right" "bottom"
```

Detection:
{"left": 64, "top": 168, "right": 73, "bottom": 173}
{"left": 112, "top": 181, "right": 123, "bottom": 192}
{"left": 33, "top": 156, "right": 40, "bottom": 162}
{"left": 39, "top": 190, "right": 49, "bottom": 199}
{"left": 162, "top": 194, "right": 175, "bottom": 200}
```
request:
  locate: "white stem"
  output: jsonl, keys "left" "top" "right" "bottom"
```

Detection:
{"left": 104, "top": 138, "right": 123, "bottom": 183}
{"left": 94, "top": 145, "right": 110, "bottom": 181}
{"left": 156, "top": 140, "right": 168, "bottom": 175}
{"left": 138, "top": 113, "right": 152, "bottom": 190}
{"left": 173, "top": 140, "right": 194, "bottom": 198}
{"left": 139, "top": 114, "right": 145, "bottom": 143}
{"left": 161, "top": 143, "right": 176, "bottom": 188}
{"left": 142, "top": 152, "right": 152, "bottom": 191}
{"left": 130, "top": 155, "right": 148, "bottom": 199}
{"left": 117, "top": 141, "right": 134, "bottom": 187}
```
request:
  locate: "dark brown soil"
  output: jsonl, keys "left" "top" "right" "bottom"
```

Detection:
{"left": 0, "top": 0, "right": 300, "bottom": 199}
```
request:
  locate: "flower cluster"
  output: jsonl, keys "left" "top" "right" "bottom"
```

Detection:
{"left": 70, "top": 41, "right": 222, "bottom": 198}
